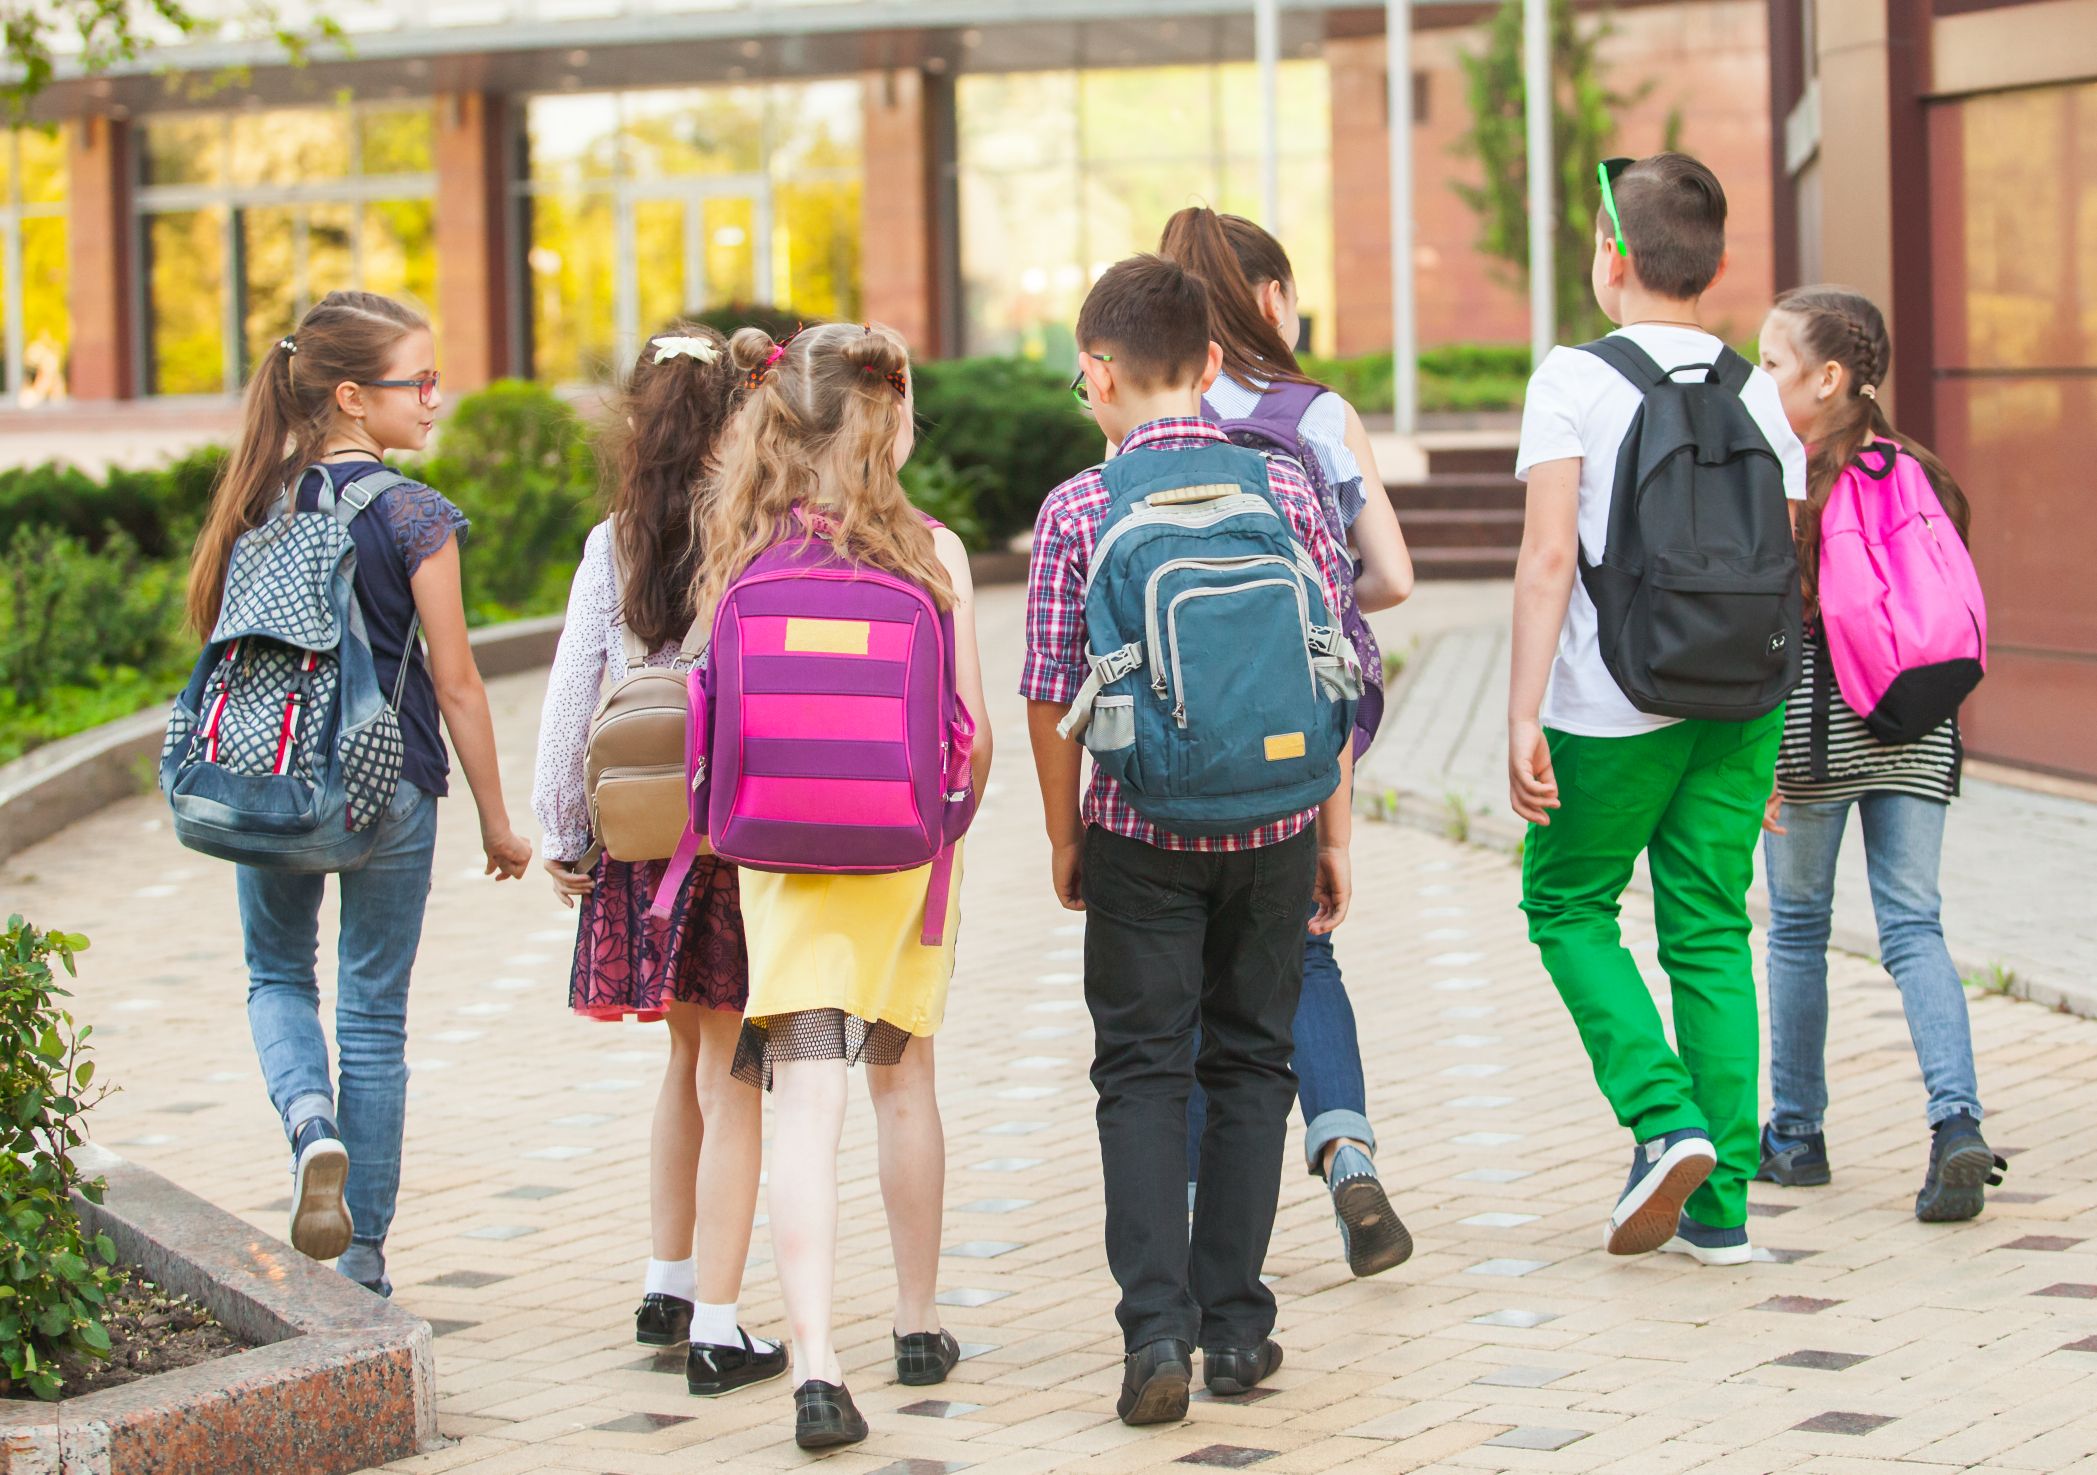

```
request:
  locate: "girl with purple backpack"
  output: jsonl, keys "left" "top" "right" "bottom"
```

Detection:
{"left": 1755, "top": 287, "right": 2004, "bottom": 1222}
{"left": 1158, "top": 207, "right": 1417, "bottom": 1279}
{"left": 690, "top": 321, "right": 991, "bottom": 1450}
{"left": 531, "top": 323, "right": 784, "bottom": 1396}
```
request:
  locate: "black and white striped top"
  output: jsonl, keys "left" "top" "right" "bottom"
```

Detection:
{"left": 1775, "top": 632, "right": 1961, "bottom": 805}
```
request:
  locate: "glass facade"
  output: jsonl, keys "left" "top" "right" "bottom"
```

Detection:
{"left": 518, "top": 81, "right": 862, "bottom": 383}
{"left": 137, "top": 104, "right": 436, "bottom": 395}
{"left": 956, "top": 62, "right": 1334, "bottom": 364}
{"left": 0, "top": 130, "right": 71, "bottom": 405}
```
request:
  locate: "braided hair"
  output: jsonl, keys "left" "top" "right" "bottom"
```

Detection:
{"left": 1770, "top": 286, "right": 1969, "bottom": 614}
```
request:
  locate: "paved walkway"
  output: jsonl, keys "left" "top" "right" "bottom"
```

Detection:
{"left": 1359, "top": 586, "right": 2097, "bottom": 1017}
{"left": 6, "top": 585, "right": 2097, "bottom": 1473}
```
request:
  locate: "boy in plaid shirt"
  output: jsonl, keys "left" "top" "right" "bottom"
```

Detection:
{"left": 1023, "top": 255, "right": 1355, "bottom": 1426}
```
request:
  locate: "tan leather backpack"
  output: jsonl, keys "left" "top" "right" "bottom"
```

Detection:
{"left": 576, "top": 538, "right": 711, "bottom": 871}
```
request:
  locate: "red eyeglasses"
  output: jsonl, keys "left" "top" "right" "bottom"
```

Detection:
{"left": 363, "top": 371, "right": 442, "bottom": 407}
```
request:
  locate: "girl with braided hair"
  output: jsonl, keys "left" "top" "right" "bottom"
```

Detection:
{"left": 1754, "top": 286, "right": 2001, "bottom": 1222}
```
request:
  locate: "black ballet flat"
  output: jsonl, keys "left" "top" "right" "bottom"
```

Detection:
{"left": 893, "top": 1327, "right": 961, "bottom": 1386}
{"left": 793, "top": 1378, "right": 869, "bottom": 1449}
{"left": 634, "top": 1293, "right": 693, "bottom": 1347}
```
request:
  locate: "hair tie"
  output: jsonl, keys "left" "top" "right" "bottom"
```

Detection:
{"left": 278, "top": 336, "right": 297, "bottom": 355}
{"left": 862, "top": 363, "right": 908, "bottom": 397}
{"left": 1858, "top": 383, "right": 1877, "bottom": 400}
{"left": 651, "top": 335, "right": 718, "bottom": 366}
{"left": 747, "top": 324, "right": 804, "bottom": 387}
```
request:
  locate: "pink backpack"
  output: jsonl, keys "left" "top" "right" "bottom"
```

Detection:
{"left": 650, "top": 511, "right": 977, "bottom": 944}
{"left": 1817, "top": 442, "right": 1986, "bottom": 743}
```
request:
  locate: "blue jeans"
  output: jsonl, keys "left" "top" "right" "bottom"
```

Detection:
{"left": 1187, "top": 910, "right": 1376, "bottom": 1181}
{"left": 238, "top": 782, "right": 438, "bottom": 1251}
{"left": 1764, "top": 792, "right": 1981, "bottom": 1134}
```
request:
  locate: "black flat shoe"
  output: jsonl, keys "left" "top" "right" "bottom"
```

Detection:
{"left": 635, "top": 1293, "right": 693, "bottom": 1347}
{"left": 894, "top": 1327, "right": 961, "bottom": 1386}
{"left": 793, "top": 1379, "right": 869, "bottom": 1449}
{"left": 1204, "top": 1339, "right": 1283, "bottom": 1396}
{"left": 1116, "top": 1337, "right": 1192, "bottom": 1426}
{"left": 1915, "top": 1114, "right": 2006, "bottom": 1223}
{"left": 685, "top": 1328, "right": 788, "bottom": 1397}
{"left": 1755, "top": 1124, "right": 1832, "bottom": 1187}
{"left": 1328, "top": 1148, "right": 1413, "bottom": 1278}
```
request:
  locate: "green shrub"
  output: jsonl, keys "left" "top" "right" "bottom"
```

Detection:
{"left": 1300, "top": 343, "right": 1532, "bottom": 417}
{"left": 899, "top": 455, "right": 990, "bottom": 553}
{"left": 0, "top": 918, "right": 118, "bottom": 1402}
{"left": 415, "top": 380, "right": 600, "bottom": 623}
{"left": 686, "top": 302, "right": 819, "bottom": 342}
{"left": 912, "top": 357, "right": 1101, "bottom": 543}
{"left": 0, "top": 463, "right": 176, "bottom": 559}
{"left": 0, "top": 527, "right": 180, "bottom": 705}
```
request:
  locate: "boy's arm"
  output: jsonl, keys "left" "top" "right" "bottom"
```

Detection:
{"left": 1028, "top": 701, "right": 1086, "bottom": 911}
{"left": 1019, "top": 493, "right": 1092, "bottom": 911}
{"left": 1310, "top": 741, "right": 1353, "bottom": 935}
{"left": 1508, "top": 457, "right": 1580, "bottom": 825}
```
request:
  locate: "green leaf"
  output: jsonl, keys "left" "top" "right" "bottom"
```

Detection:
{"left": 35, "top": 1027, "right": 63, "bottom": 1060}
{"left": 73, "top": 1060, "right": 94, "bottom": 1088}
{"left": 94, "top": 1232, "right": 115, "bottom": 1263}
{"left": 76, "top": 1319, "right": 110, "bottom": 1352}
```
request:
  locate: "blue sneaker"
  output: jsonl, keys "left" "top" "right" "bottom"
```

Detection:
{"left": 1661, "top": 1213, "right": 1753, "bottom": 1266}
{"left": 1755, "top": 1123, "right": 1831, "bottom": 1187}
{"left": 288, "top": 1118, "right": 352, "bottom": 1262}
{"left": 1604, "top": 1128, "right": 1716, "bottom": 1256}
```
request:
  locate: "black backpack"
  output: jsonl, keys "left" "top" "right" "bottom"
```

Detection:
{"left": 1577, "top": 336, "right": 1802, "bottom": 722}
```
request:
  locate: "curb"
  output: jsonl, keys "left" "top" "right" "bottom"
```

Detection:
{"left": 0, "top": 615, "right": 566, "bottom": 867}
{"left": 0, "top": 1145, "right": 434, "bottom": 1475}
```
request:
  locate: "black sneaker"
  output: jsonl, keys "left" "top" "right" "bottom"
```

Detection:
{"left": 1204, "top": 1339, "right": 1283, "bottom": 1396}
{"left": 1116, "top": 1337, "right": 1192, "bottom": 1426}
{"left": 1327, "top": 1145, "right": 1413, "bottom": 1277}
{"left": 893, "top": 1327, "right": 960, "bottom": 1386}
{"left": 1915, "top": 1113, "right": 2006, "bottom": 1223}
{"left": 1755, "top": 1123, "right": 1831, "bottom": 1187}
{"left": 635, "top": 1293, "right": 694, "bottom": 1347}
{"left": 793, "top": 1379, "right": 868, "bottom": 1449}
{"left": 686, "top": 1328, "right": 787, "bottom": 1397}
{"left": 288, "top": 1118, "right": 352, "bottom": 1261}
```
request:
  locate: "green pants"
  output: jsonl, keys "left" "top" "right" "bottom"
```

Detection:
{"left": 1520, "top": 710, "right": 1783, "bottom": 1229}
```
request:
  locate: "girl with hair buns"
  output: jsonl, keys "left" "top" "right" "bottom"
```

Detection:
{"left": 531, "top": 322, "right": 783, "bottom": 1394}
{"left": 186, "top": 291, "right": 532, "bottom": 1299}
{"left": 1754, "top": 286, "right": 2000, "bottom": 1222}
{"left": 696, "top": 320, "right": 992, "bottom": 1449}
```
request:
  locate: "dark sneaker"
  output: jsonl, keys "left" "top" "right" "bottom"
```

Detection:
{"left": 893, "top": 1327, "right": 961, "bottom": 1386}
{"left": 792, "top": 1378, "right": 868, "bottom": 1449}
{"left": 1915, "top": 1113, "right": 2006, "bottom": 1223}
{"left": 1204, "top": 1339, "right": 1283, "bottom": 1396}
{"left": 1116, "top": 1337, "right": 1192, "bottom": 1426}
{"left": 288, "top": 1118, "right": 352, "bottom": 1261}
{"left": 1659, "top": 1213, "right": 1753, "bottom": 1266}
{"left": 1327, "top": 1145, "right": 1413, "bottom": 1278}
{"left": 635, "top": 1293, "right": 694, "bottom": 1347}
{"left": 686, "top": 1327, "right": 787, "bottom": 1397}
{"left": 1755, "top": 1123, "right": 1831, "bottom": 1187}
{"left": 1605, "top": 1128, "right": 1716, "bottom": 1256}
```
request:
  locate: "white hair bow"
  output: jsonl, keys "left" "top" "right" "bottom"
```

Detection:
{"left": 651, "top": 335, "right": 718, "bottom": 365}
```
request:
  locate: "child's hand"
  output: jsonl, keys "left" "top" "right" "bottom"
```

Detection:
{"left": 1508, "top": 719, "right": 1559, "bottom": 825}
{"left": 1051, "top": 839, "right": 1086, "bottom": 912}
{"left": 1310, "top": 844, "right": 1351, "bottom": 934}
{"left": 483, "top": 825, "right": 533, "bottom": 880}
{"left": 544, "top": 856, "right": 595, "bottom": 907}
{"left": 1763, "top": 785, "right": 1787, "bottom": 835}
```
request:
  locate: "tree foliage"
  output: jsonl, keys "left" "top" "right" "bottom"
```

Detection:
{"left": 3, "top": 1, "right": 346, "bottom": 117}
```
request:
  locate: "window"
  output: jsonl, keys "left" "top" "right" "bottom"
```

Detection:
{"left": 957, "top": 61, "right": 1334, "bottom": 363}
{"left": 516, "top": 81, "right": 863, "bottom": 384}
{"left": 137, "top": 104, "right": 436, "bottom": 396}
{"left": 0, "top": 129, "right": 71, "bottom": 406}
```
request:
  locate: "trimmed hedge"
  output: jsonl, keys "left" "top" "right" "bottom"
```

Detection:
{"left": 1301, "top": 343, "right": 1531, "bottom": 417}
{"left": 911, "top": 356, "right": 1100, "bottom": 543}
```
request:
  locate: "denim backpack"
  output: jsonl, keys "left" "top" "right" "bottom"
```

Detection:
{"left": 1057, "top": 441, "right": 1360, "bottom": 837}
{"left": 161, "top": 466, "right": 414, "bottom": 872}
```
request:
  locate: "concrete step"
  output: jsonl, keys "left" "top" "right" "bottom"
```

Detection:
{"left": 1398, "top": 508, "right": 1527, "bottom": 549}
{"left": 1385, "top": 474, "right": 1526, "bottom": 512}
{"left": 1425, "top": 443, "right": 1519, "bottom": 477}
{"left": 1412, "top": 546, "right": 1520, "bottom": 580}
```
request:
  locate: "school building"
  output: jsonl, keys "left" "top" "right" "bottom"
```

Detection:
{"left": 1768, "top": 0, "right": 2097, "bottom": 780}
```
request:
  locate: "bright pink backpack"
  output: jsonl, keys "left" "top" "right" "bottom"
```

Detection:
{"left": 1816, "top": 441, "right": 1986, "bottom": 743}
{"left": 650, "top": 511, "right": 977, "bottom": 944}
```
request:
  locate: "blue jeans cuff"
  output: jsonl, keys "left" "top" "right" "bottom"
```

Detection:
{"left": 284, "top": 1091, "right": 336, "bottom": 1140}
{"left": 1304, "top": 1110, "right": 1376, "bottom": 1177}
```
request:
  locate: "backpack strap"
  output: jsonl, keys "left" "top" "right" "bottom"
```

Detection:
{"left": 1711, "top": 345, "right": 1755, "bottom": 396}
{"left": 1575, "top": 336, "right": 1670, "bottom": 393}
{"left": 920, "top": 841, "right": 957, "bottom": 947}
{"left": 312, "top": 464, "right": 426, "bottom": 710}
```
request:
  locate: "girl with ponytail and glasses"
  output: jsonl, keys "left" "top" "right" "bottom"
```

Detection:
{"left": 186, "top": 292, "right": 531, "bottom": 1298}
{"left": 1156, "top": 206, "right": 1416, "bottom": 1280}
{"left": 1755, "top": 287, "right": 2002, "bottom": 1222}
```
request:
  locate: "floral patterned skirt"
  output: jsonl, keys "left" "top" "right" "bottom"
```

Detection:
{"left": 568, "top": 854, "right": 748, "bottom": 1021}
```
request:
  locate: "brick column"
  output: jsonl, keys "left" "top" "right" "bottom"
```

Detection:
{"left": 1329, "top": 36, "right": 1394, "bottom": 357}
{"left": 861, "top": 68, "right": 955, "bottom": 359}
{"left": 434, "top": 91, "right": 513, "bottom": 391}
{"left": 68, "top": 115, "right": 135, "bottom": 401}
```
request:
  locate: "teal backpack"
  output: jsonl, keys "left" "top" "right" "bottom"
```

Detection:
{"left": 1057, "top": 442, "right": 1361, "bottom": 837}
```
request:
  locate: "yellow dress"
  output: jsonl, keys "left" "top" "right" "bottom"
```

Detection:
{"left": 736, "top": 842, "right": 963, "bottom": 1038}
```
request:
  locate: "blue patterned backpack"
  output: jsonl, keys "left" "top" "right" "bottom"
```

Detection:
{"left": 161, "top": 466, "right": 414, "bottom": 872}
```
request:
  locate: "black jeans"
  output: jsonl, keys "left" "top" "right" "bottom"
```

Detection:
{"left": 1080, "top": 822, "right": 1317, "bottom": 1352}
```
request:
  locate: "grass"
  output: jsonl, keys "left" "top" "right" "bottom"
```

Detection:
{"left": 1441, "top": 788, "right": 1473, "bottom": 844}
{"left": 1962, "top": 962, "right": 2019, "bottom": 997}
{"left": 0, "top": 665, "right": 189, "bottom": 767}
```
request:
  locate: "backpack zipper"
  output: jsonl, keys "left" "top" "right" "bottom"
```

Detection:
{"left": 1163, "top": 577, "right": 1314, "bottom": 728}
{"left": 1084, "top": 494, "right": 1277, "bottom": 595}
{"left": 1143, "top": 555, "right": 1307, "bottom": 697}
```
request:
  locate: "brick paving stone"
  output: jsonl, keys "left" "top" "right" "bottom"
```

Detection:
{"left": 1793, "top": 1411, "right": 1899, "bottom": 1435}
{"left": 7, "top": 584, "right": 2097, "bottom": 1473}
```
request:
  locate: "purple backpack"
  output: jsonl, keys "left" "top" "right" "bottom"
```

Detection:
{"left": 650, "top": 511, "right": 977, "bottom": 945}
{"left": 1204, "top": 380, "right": 1385, "bottom": 751}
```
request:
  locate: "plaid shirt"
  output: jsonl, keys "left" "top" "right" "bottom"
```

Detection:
{"left": 1020, "top": 417, "right": 1352, "bottom": 852}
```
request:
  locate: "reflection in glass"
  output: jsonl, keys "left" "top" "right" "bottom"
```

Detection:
{"left": 232, "top": 108, "right": 352, "bottom": 187}
{"left": 364, "top": 199, "right": 438, "bottom": 325}
{"left": 238, "top": 203, "right": 355, "bottom": 377}
{"left": 777, "top": 179, "right": 861, "bottom": 320}
{"left": 635, "top": 198, "right": 687, "bottom": 337}
{"left": 17, "top": 128, "right": 65, "bottom": 207}
{"left": 626, "top": 88, "right": 765, "bottom": 178}
{"left": 702, "top": 196, "right": 758, "bottom": 308}
{"left": 360, "top": 107, "right": 435, "bottom": 176}
{"left": 144, "top": 116, "right": 225, "bottom": 188}
{"left": 21, "top": 217, "right": 67, "bottom": 403}
{"left": 527, "top": 95, "right": 622, "bottom": 187}
{"left": 528, "top": 192, "right": 617, "bottom": 384}
{"left": 150, "top": 209, "right": 227, "bottom": 395}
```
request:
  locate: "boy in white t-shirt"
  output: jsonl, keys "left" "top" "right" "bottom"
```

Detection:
{"left": 1508, "top": 153, "right": 1807, "bottom": 1268}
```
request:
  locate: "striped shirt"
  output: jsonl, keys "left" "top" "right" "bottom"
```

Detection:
{"left": 1775, "top": 631, "right": 1961, "bottom": 804}
{"left": 1020, "top": 416, "right": 1350, "bottom": 852}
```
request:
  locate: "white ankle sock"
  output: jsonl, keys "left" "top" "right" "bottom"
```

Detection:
{"left": 692, "top": 1300, "right": 775, "bottom": 1354}
{"left": 644, "top": 1257, "right": 696, "bottom": 1302}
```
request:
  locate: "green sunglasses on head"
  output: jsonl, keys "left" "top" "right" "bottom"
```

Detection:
{"left": 1597, "top": 156, "right": 1634, "bottom": 258}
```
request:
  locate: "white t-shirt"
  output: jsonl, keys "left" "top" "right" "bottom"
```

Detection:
{"left": 1515, "top": 324, "right": 1809, "bottom": 737}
